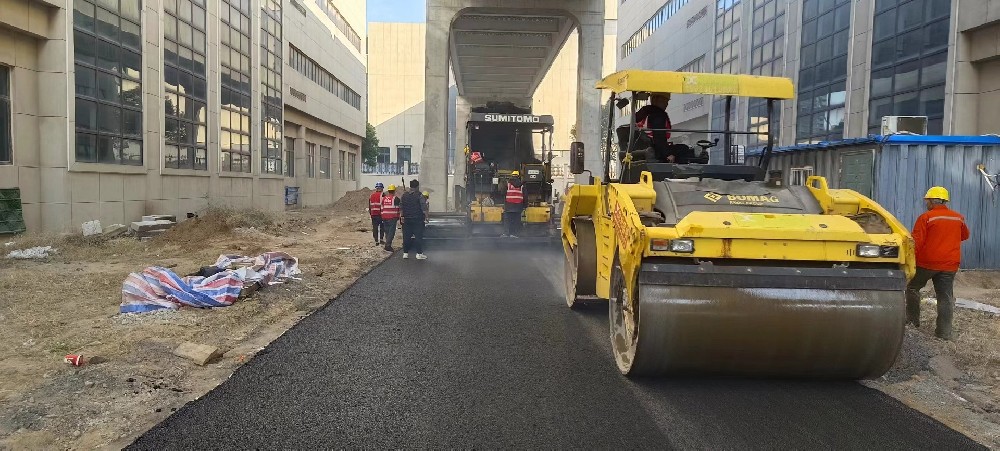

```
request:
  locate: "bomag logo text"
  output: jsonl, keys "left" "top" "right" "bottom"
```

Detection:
{"left": 704, "top": 192, "right": 722, "bottom": 202}
{"left": 726, "top": 195, "right": 781, "bottom": 206}
{"left": 727, "top": 195, "right": 780, "bottom": 203}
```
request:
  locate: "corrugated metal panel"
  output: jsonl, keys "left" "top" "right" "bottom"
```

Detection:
{"left": 748, "top": 143, "right": 877, "bottom": 189}
{"left": 873, "top": 143, "right": 1000, "bottom": 269}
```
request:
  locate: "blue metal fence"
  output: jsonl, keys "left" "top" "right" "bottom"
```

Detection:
{"left": 873, "top": 138, "right": 1000, "bottom": 269}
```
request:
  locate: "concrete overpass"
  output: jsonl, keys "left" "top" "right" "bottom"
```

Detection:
{"left": 421, "top": 0, "right": 607, "bottom": 211}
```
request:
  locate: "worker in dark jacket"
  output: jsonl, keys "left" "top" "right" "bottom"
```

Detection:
{"left": 634, "top": 93, "right": 693, "bottom": 163}
{"left": 503, "top": 171, "right": 524, "bottom": 238}
{"left": 400, "top": 179, "right": 427, "bottom": 260}
{"left": 906, "top": 186, "right": 971, "bottom": 340}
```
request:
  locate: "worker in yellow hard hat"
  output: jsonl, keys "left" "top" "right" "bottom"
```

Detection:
{"left": 502, "top": 170, "right": 524, "bottom": 238}
{"left": 422, "top": 191, "right": 429, "bottom": 199}
{"left": 905, "top": 186, "right": 970, "bottom": 340}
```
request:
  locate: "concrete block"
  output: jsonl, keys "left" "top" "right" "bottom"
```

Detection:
{"left": 101, "top": 223, "right": 127, "bottom": 238}
{"left": 172, "top": 342, "right": 222, "bottom": 366}
{"left": 142, "top": 214, "right": 177, "bottom": 222}
{"left": 81, "top": 219, "right": 102, "bottom": 236}
{"left": 130, "top": 220, "right": 175, "bottom": 234}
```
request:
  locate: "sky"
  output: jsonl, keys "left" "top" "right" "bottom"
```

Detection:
{"left": 368, "top": 0, "right": 426, "bottom": 23}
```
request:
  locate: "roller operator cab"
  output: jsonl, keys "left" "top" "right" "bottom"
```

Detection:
{"left": 426, "top": 106, "right": 557, "bottom": 241}
{"left": 561, "top": 70, "right": 916, "bottom": 378}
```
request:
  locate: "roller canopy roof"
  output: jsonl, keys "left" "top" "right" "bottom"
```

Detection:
{"left": 596, "top": 70, "right": 795, "bottom": 99}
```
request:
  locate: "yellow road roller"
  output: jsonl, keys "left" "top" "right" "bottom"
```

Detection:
{"left": 561, "top": 70, "right": 915, "bottom": 378}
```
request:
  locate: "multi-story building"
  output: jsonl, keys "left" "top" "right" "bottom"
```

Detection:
{"left": 616, "top": 0, "right": 990, "bottom": 150}
{"left": 364, "top": 22, "right": 428, "bottom": 190}
{"left": 363, "top": 22, "right": 459, "bottom": 192}
{"left": 0, "top": 0, "right": 366, "bottom": 234}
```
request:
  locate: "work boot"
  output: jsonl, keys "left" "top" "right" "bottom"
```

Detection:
{"left": 384, "top": 245, "right": 393, "bottom": 252}
{"left": 416, "top": 254, "right": 427, "bottom": 260}
{"left": 402, "top": 253, "right": 409, "bottom": 259}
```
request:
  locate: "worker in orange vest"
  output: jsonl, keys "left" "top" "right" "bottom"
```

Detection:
{"left": 368, "top": 183, "right": 385, "bottom": 246}
{"left": 380, "top": 185, "right": 401, "bottom": 251}
{"left": 906, "top": 186, "right": 970, "bottom": 340}
{"left": 502, "top": 171, "right": 524, "bottom": 238}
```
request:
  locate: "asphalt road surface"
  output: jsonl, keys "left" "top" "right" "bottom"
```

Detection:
{"left": 131, "top": 244, "right": 982, "bottom": 449}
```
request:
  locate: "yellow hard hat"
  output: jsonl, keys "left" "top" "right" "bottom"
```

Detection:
{"left": 511, "top": 170, "right": 520, "bottom": 176}
{"left": 387, "top": 184, "right": 397, "bottom": 191}
{"left": 924, "top": 186, "right": 949, "bottom": 201}
{"left": 422, "top": 191, "right": 429, "bottom": 197}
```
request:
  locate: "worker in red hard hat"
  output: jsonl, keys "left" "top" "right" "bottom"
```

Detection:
{"left": 906, "top": 186, "right": 970, "bottom": 340}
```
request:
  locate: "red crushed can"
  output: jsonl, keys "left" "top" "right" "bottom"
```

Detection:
{"left": 64, "top": 354, "right": 84, "bottom": 366}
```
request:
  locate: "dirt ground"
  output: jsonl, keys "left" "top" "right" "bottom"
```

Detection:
{"left": 867, "top": 271, "right": 1000, "bottom": 448}
{"left": 0, "top": 189, "right": 388, "bottom": 449}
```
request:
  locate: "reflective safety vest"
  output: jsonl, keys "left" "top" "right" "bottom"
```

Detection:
{"left": 380, "top": 195, "right": 400, "bottom": 219}
{"left": 369, "top": 191, "right": 383, "bottom": 217}
{"left": 505, "top": 183, "right": 524, "bottom": 204}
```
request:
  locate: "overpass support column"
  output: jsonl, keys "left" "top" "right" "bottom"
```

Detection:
{"left": 452, "top": 96, "right": 472, "bottom": 210}
{"left": 575, "top": 8, "right": 606, "bottom": 181}
{"left": 421, "top": 6, "right": 454, "bottom": 212}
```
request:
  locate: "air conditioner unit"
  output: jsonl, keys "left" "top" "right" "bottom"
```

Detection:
{"left": 881, "top": 116, "right": 928, "bottom": 135}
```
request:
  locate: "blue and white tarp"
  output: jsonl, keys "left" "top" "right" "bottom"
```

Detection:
{"left": 120, "top": 252, "right": 301, "bottom": 314}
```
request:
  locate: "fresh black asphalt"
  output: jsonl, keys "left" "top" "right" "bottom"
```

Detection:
{"left": 130, "top": 245, "right": 983, "bottom": 449}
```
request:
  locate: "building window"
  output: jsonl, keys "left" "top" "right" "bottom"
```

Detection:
{"left": 678, "top": 56, "right": 705, "bottom": 73}
{"left": 0, "top": 66, "right": 10, "bottom": 164}
{"left": 868, "top": 0, "right": 949, "bottom": 135}
{"left": 396, "top": 145, "right": 412, "bottom": 165}
{"left": 73, "top": 0, "right": 143, "bottom": 166}
{"left": 220, "top": 0, "right": 252, "bottom": 173}
{"left": 163, "top": 0, "right": 208, "bottom": 170}
{"left": 284, "top": 137, "right": 295, "bottom": 176}
{"left": 377, "top": 146, "right": 390, "bottom": 164}
{"left": 621, "top": 0, "right": 693, "bottom": 59}
{"left": 289, "top": 46, "right": 362, "bottom": 110}
{"left": 320, "top": 145, "right": 331, "bottom": 179}
{"left": 339, "top": 150, "right": 346, "bottom": 179}
{"left": 796, "top": 0, "right": 851, "bottom": 143}
{"left": 314, "top": 0, "right": 363, "bottom": 51}
{"left": 748, "top": 0, "right": 787, "bottom": 147}
{"left": 711, "top": 0, "right": 742, "bottom": 133}
{"left": 261, "top": 0, "right": 283, "bottom": 174}
{"left": 306, "top": 142, "right": 315, "bottom": 177}
{"left": 348, "top": 153, "right": 357, "bottom": 181}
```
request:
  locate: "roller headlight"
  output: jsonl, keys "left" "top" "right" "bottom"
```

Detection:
{"left": 857, "top": 244, "right": 881, "bottom": 258}
{"left": 669, "top": 239, "right": 695, "bottom": 253}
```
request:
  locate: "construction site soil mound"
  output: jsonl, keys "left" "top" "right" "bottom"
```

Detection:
{"left": 332, "top": 188, "right": 373, "bottom": 214}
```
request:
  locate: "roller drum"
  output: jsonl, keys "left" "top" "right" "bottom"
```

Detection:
{"left": 611, "top": 263, "right": 906, "bottom": 378}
